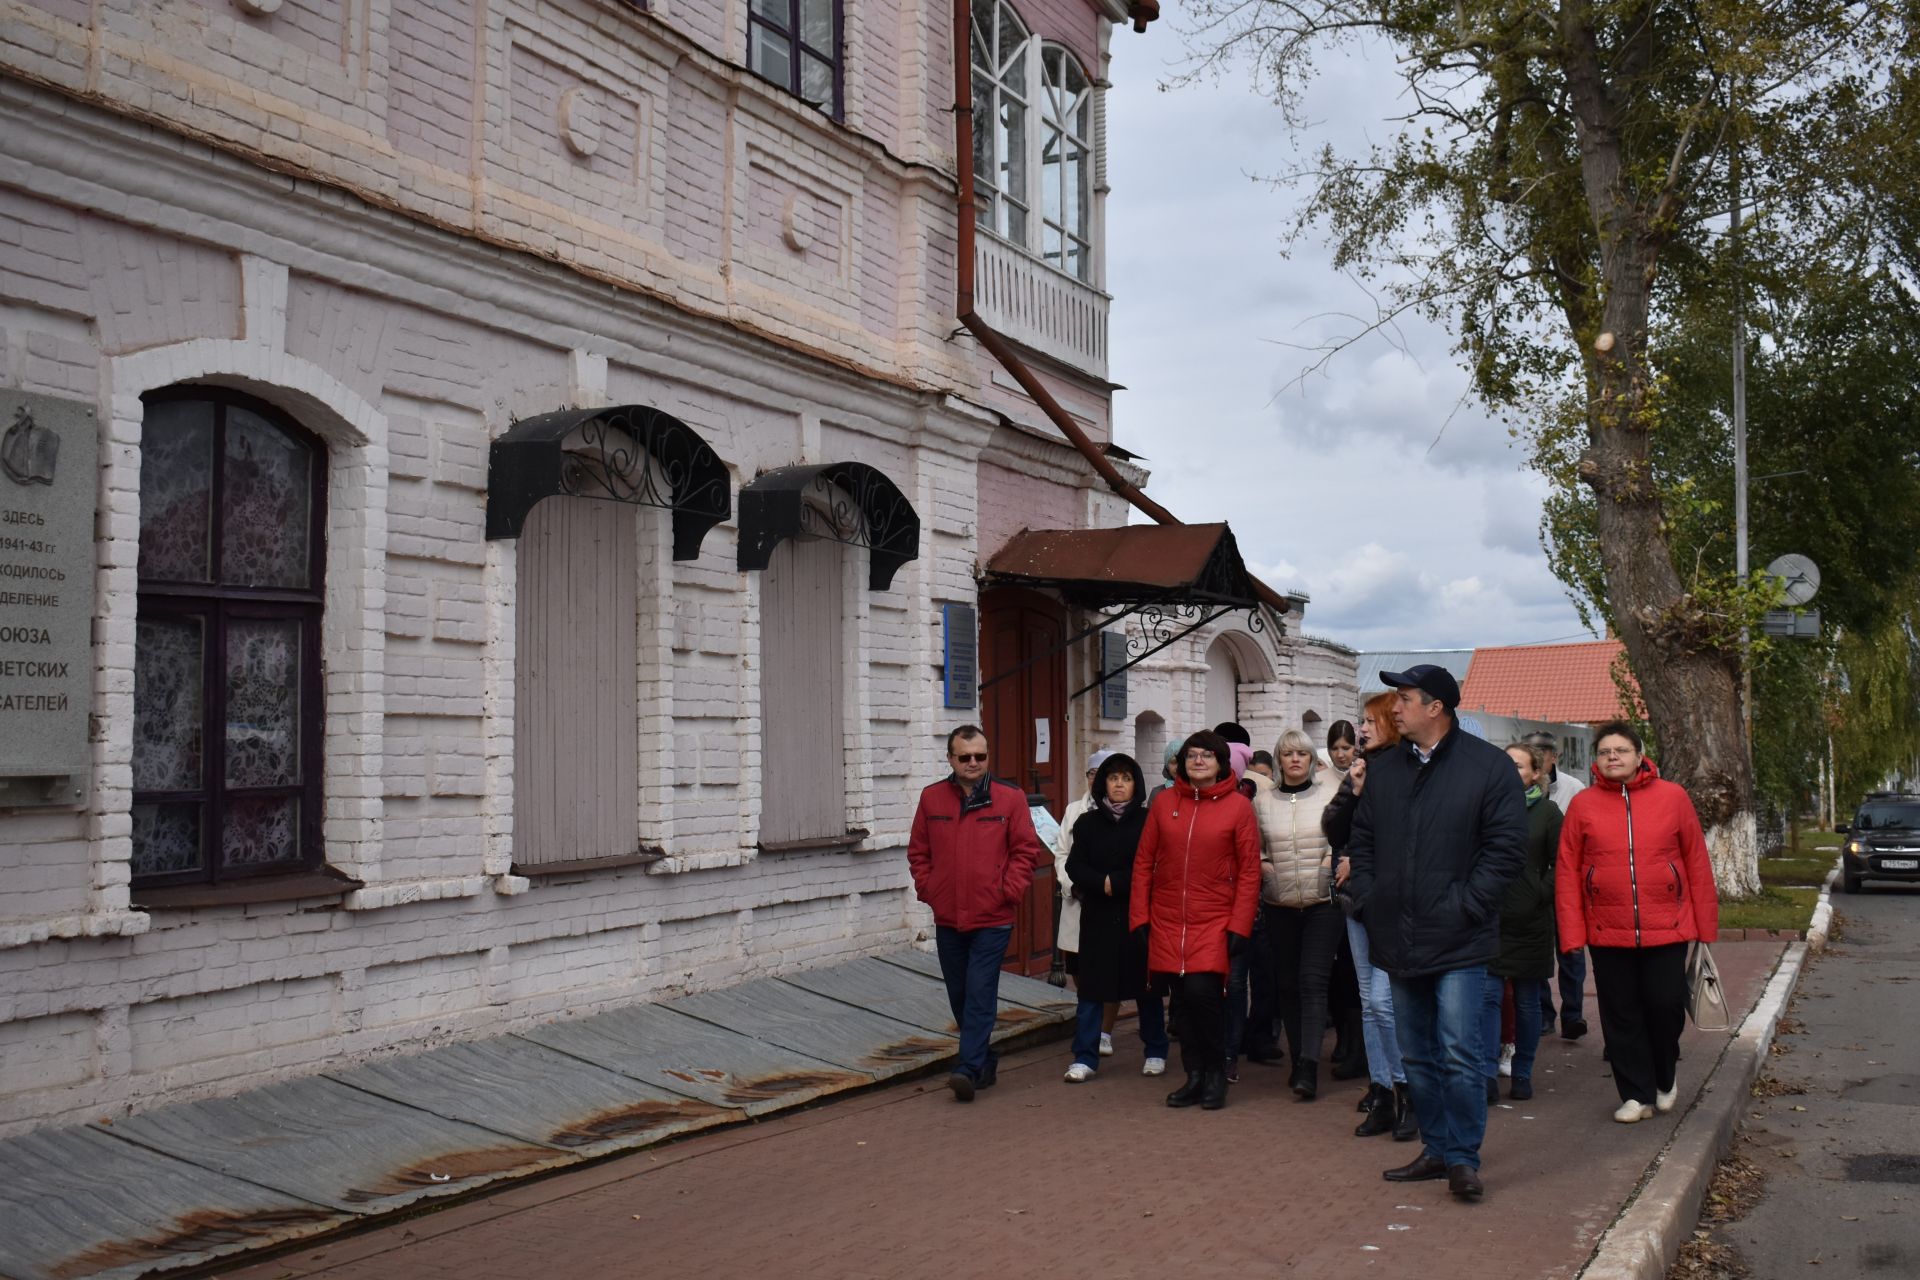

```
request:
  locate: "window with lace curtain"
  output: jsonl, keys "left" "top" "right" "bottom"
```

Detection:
{"left": 970, "top": 0, "right": 1096, "bottom": 282}
{"left": 130, "top": 391, "right": 326, "bottom": 888}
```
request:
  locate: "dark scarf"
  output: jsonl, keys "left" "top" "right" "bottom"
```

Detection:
{"left": 953, "top": 772, "right": 994, "bottom": 814}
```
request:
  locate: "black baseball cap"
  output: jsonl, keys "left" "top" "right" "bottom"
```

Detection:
{"left": 1379, "top": 664, "right": 1461, "bottom": 711}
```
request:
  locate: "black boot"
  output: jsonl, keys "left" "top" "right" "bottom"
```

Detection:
{"left": 1200, "top": 1068, "right": 1229, "bottom": 1110}
{"left": 1166, "top": 1072, "right": 1205, "bottom": 1108}
{"left": 1289, "top": 1058, "right": 1319, "bottom": 1101}
{"left": 1392, "top": 1083, "right": 1419, "bottom": 1141}
{"left": 1330, "top": 1011, "right": 1367, "bottom": 1079}
{"left": 1355, "top": 1084, "right": 1396, "bottom": 1136}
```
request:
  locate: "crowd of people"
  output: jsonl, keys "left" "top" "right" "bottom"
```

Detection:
{"left": 906, "top": 664, "right": 1721, "bottom": 1202}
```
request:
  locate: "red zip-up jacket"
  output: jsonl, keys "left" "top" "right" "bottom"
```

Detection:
{"left": 1555, "top": 759, "right": 1719, "bottom": 951}
{"left": 907, "top": 777, "right": 1046, "bottom": 932}
{"left": 1128, "top": 775, "right": 1261, "bottom": 976}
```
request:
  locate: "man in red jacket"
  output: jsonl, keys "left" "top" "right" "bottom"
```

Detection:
{"left": 908, "top": 725, "right": 1047, "bottom": 1102}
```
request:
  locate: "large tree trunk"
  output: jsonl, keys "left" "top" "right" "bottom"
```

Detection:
{"left": 1563, "top": 0, "right": 1761, "bottom": 898}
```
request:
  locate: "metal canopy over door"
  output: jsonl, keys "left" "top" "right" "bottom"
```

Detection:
{"left": 978, "top": 586, "right": 1065, "bottom": 978}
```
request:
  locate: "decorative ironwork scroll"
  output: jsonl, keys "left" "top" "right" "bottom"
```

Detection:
{"left": 737, "top": 461, "right": 921, "bottom": 591}
{"left": 484, "top": 405, "right": 732, "bottom": 561}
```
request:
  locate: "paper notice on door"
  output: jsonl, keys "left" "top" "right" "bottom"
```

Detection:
{"left": 1034, "top": 719, "right": 1052, "bottom": 765}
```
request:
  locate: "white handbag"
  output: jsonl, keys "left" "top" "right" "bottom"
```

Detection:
{"left": 1685, "top": 942, "right": 1730, "bottom": 1031}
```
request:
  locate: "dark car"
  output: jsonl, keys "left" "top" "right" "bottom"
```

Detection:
{"left": 1841, "top": 794, "right": 1920, "bottom": 893}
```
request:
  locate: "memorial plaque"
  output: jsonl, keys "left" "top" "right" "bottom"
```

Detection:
{"left": 942, "top": 602, "right": 976, "bottom": 710}
{"left": 0, "top": 391, "right": 96, "bottom": 805}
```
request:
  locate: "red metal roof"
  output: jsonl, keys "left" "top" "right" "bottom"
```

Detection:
{"left": 1458, "top": 639, "right": 1643, "bottom": 724}
{"left": 984, "top": 523, "right": 1259, "bottom": 607}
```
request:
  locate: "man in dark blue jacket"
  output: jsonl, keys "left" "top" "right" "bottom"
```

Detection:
{"left": 1345, "top": 665, "right": 1527, "bottom": 1201}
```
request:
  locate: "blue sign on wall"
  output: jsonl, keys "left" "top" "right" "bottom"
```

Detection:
{"left": 943, "top": 603, "right": 977, "bottom": 710}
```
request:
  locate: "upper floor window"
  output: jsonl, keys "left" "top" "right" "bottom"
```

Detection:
{"left": 970, "top": 0, "right": 1095, "bottom": 282}
{"left": 1038, "top": 46, "right": 1092, "bottom": 281}
{"left": 750, "top": 0, "right": 842, "bottom": 117}
{"left": 131, "top": 392, "right": 326, "bottom": 887}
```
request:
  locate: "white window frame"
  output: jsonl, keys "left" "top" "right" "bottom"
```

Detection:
{"left": 971, "top": 2, "right": 1099, "bottom": 284}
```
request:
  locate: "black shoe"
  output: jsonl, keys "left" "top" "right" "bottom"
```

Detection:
{"left": 1225, "top": 1058, "right": 1240, "bottom": 1084}
{"left": 1392, "top": 1084, "right": 1419, "bottom": 1141}
{"left": 1166, "top": 1072, "right": 1205, "bottom": 1108}
{"left": 1244, "top": 1040, "right": 1283, "bottom": 1065}
{"left": 1510, "top": 1077, "right": 1533, "bottom": 1102}
{"left": 977, "top": 1058, "right": 998, "bottom": 1090}
{"left": 1562, "top": 1018, "right": 1589, "bottom": 1041}
{"left": 1290, "top": 1059, "right": 1319, "bottom": 1101}
{"left": 1448, "top": 1164, "right": 1484, "bottom": 1200}
{"left": 1486, "top": 1077, "right": 1500, "bottom": 1105}
{"left": 1355, "top": 1086, "right": 1396, "bottom": 1137}
{"left": 1357, "top": 1082, "right": 1389, "bottom": 1113}
{"left": 1383, "top": 1153, "right": 1447, "bottom": 1182}
{"left": 1201, "top": 1068, "right": 1229, "bottom": 1110}
{"left": 947, "top": 1070, "right": 975, "bottom": 1103}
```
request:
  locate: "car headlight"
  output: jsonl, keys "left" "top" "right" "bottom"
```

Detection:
{"left": 1848, "top": 840, "right": 1867, "bottom": 855}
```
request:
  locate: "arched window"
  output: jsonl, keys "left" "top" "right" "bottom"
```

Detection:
{"left": 1204, "top": 636, "right": 1240, "bottom": 729}
{"left": 1039, "top": 45, "right": 1092, "bottom": 280}
{"left": 971, "top": 0, "right": 1031, "bottom": 247}
{"left": 131, "top": 391, "right": 326, "bottom": 886}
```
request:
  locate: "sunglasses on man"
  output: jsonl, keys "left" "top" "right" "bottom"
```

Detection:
{"left": 952, "top": 752, "right": 989, "bottom": 764}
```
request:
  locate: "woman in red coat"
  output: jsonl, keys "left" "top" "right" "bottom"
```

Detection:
{"left": 1556, "top": 720, "right": 1719, "bottom": 1124}
{"left": 1129, "top": 730, "right": 1261, "bottom": 1110}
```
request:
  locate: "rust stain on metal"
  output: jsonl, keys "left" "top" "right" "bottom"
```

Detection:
{"left": 342, "top": 1144, "right": 557, "bottom": 1203}
{"left": 721, "top": 1069, "right": 864, "bottom": 1104}
{"left": 859, "top": 1036, "right": 954, "bottom": 1067}
{"left": 50, "top": 1206, "right": 338, "bottom": 1279}
{"left": 995, "top": 1008, "right": 1040, "bottom": 1028}
{"left": 664, "top": 1068, "right": 699, "bottom": 1083}
{"left": 548, "top": 1097, "right": 733, "bottom": 1147}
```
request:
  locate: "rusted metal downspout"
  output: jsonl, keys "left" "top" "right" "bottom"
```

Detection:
{"left": 950, "top": 0, "right": 1291, "bottom": 614}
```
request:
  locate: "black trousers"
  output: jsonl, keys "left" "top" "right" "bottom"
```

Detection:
{"left": 1166, "top": 971, "right": 1228, "bottom": 1076}
{"left": 1590, "top": 942, "right": 1690, "bottom": 1104}
{"left": 1265, "top": 901, "right": 1345, "bottom": 1065}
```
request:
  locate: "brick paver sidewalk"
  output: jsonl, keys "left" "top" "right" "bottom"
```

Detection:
{"left": 225, "top": 942, "right": 1784, "bottom": 1280}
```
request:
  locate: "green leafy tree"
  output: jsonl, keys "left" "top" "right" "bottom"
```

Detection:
{"left": 1182, "top": 0, "right": 1912, "bottom": 893}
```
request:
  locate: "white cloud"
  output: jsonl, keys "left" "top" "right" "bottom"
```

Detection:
{"left": 1104, "top": 32, "right": 1586, "bottom": 652}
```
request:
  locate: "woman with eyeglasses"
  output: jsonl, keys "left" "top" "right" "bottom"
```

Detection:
{"left": 1325, "top": 693, "right": 1417, "bottom": 1140}
{"left": 1555, "top": 720, "right": 1719, "bottom": 1123}
{"left": 1129, "top": 730, "right": 1261, "bottom": 1110}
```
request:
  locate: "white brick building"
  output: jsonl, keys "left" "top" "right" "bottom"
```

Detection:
{"left": 0, "top": 0, "right": 1349, "bottom": 1136}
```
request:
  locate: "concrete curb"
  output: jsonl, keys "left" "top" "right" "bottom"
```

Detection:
{"left": 1579, "top": 864, "right": 1839, "bottom": 1280}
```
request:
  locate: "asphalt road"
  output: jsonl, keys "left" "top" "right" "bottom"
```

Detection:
{"left": 1704, "top": 883, "right": 1920, "bottom": 1277}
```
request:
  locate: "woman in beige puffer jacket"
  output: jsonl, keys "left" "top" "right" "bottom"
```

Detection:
{"left": 1252, "top": 728, "right": 1344, "bottom": 1100}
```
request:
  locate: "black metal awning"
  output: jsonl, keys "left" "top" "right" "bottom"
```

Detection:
{"left": 485, "top": 405, "right": 731, "bottom": 560}
{"left": 736, "top": 462, "right": 920, "bottom": 591}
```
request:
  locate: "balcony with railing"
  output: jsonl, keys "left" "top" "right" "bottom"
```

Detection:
{"left": 973, "top": 233, "right": 1110, "bottom": 382}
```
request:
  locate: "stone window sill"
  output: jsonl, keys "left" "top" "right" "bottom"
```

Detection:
{"left": 130, "top": 868, "right": 363, "bottom": 911}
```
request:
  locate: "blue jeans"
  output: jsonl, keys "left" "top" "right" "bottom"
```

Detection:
{"left": 1071, "top": 996, "right": 1104, "bottom": 1069}
{"left": 1559, "top": 947, "right": 1587, "bottom": 1026}
{"left": 935, "top": 925, "right": 1011, "bottom": 1081}
{"left": 1137, "top": 992, "right": 1170, "bottom": 1058}
{"left": 1391, "top": 965, "right": 1490, "bottom": 1171}
{"left": 1347, "top": 916, "right": 1405, "bottom": 1087}
{"left": 1509, "top": 978, "right": 1545, "bottom": 1081}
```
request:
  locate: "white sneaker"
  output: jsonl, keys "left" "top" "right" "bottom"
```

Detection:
{"left": 1064, "top": 1062, "right": 1094, "bottom": 1083}
{"left": 1142, "top": 1056, "right": 1167, "bottom": 1076}
{"left": 1498, "top": 1043, "right": 1515, "bottom": 1078}
{"left": 1099, "top": 1032, "right": 1114, "bottom": 1057}
{"left": 1614, "top": 1099, "right": 1655, "bottom": 1123}
{"left": 1655, "top": 1084, "right": 1678, "bottom": 1113}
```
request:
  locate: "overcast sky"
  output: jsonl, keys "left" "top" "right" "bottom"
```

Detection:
{"left": 1103, "top": 33, "right": 1593, "bottom": 653}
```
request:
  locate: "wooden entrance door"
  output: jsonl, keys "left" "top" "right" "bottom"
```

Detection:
{"left": 979, "top": 587, "right": 1067, "bottom": 977}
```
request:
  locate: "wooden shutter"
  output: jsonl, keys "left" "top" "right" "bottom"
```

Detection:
{"left": 513, "top": 500, "right": 640, "bottom": 866}
{"left": 760, "top": 537, "right": 846, "bottom": 845}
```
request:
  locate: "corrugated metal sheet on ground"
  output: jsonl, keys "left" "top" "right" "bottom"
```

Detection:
{"left": 521, "top": 999, "right": 871, "bottom": 1115}
{"left": 779, "top": 955, "right": 1041, "bottom": 1040}
{"left": 95, "top": 1075, "right": 574, "bottom": 1214}
{"left": 878, "top": 948, "right": 1077, "bottom": 1013}
{"left": 668, "top": 980, "right": 955, "bottom": 1079}
{"left": 327, "top": 1036, "right": 737, "bottom": 1157}
{"left": 0, "top": 1123, "right": 344, "bottom": 1280}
